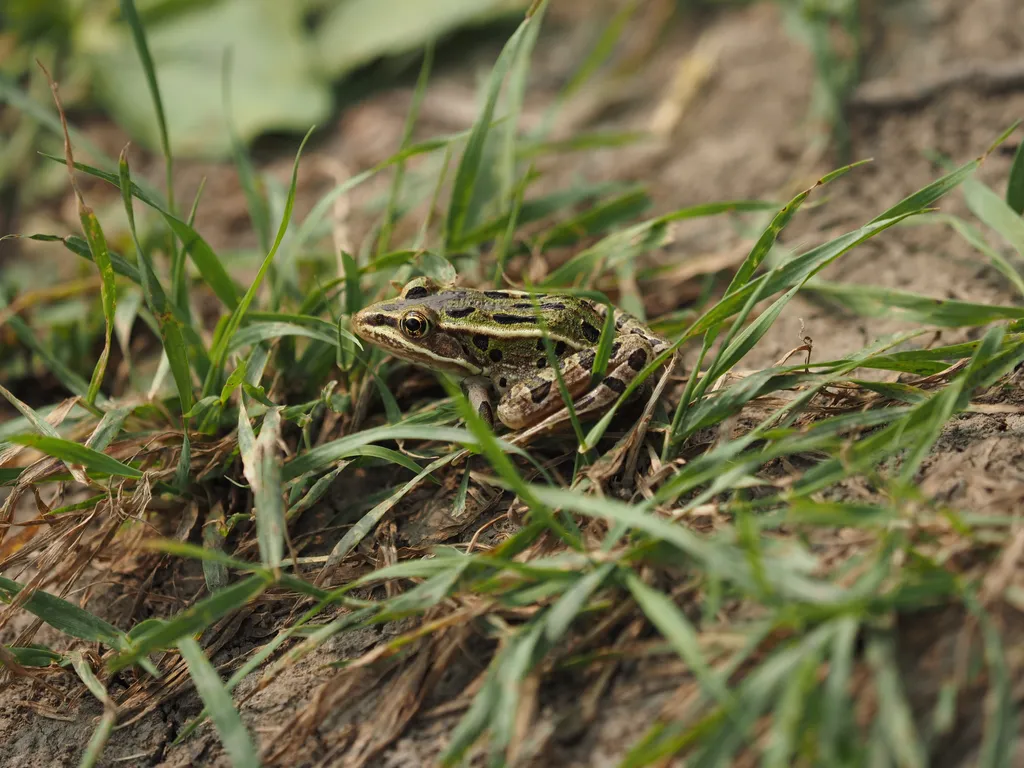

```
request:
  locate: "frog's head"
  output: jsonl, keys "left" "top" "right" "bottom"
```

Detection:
{"left": 352, "top": 277, "right": 482, "bottom": 376}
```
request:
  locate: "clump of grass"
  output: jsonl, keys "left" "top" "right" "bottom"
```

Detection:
{"left": 2, "top": 1, "right": 1024, "bottom": 767}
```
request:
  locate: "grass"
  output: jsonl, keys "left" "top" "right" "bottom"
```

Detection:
{"left": 2, "top": 1, "right": 1024, "bottom": 766}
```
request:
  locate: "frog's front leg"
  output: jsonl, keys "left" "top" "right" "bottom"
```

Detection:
{"left": 461, "top": 375, "right": 496, "bottom": 427}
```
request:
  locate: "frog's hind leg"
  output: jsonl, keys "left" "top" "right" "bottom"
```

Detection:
{"left": 498, "top": 333, "right": 656, "bottom": 431}
{"left": 565, "top": 333, "right": 655, "bottom": 421}
{"left": 495, "top": 349, "right": 597, "bottom": 430}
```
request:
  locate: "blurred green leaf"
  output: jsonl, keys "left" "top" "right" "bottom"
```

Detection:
{"left": 316, "top": 0, "right": 528, "bottom": 81}
{"left": 85, "top": 0, "right": 328, "bottom": 159}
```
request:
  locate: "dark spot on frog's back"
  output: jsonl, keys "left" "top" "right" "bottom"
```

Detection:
{"left": 403, "top": 286, "right": 430, "bottom": 300}
{"left": 530, "top": 380, "right": 552, "bottom": 403}
{"left": 446, "top": 306, "right": 475, "bottom": 319}
{"left": 578, "top": 349, "right": 596, "bottom": 371}
{"left": 628, "top": 348, "right": 647, "bottom": 371}
{"left": 581, "top": 321, "right": 600, "bottom": 343}
{"left": 512, "top": 301, "right": 566, "bottom": 311}
{"left": 473, "top": 334, "right": 490, "bottom": 351}
{"left": 484, "top": 290, "right": 508, "bottom": 299}
{"left": 555, "top": 340, "right": 567, "bottom": 356}
{"left": 603, "top": 376, "right": 626, "bottom": 394}
{"left": 492, "top": 313, "right": 536, "bottom": 325}
{"left": 489, "top": 349, "right": 503, "bottom": 363}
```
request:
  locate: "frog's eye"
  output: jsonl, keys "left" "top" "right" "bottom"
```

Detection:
{"left": 400, "top": 310, "right": 432, "bottom": 339}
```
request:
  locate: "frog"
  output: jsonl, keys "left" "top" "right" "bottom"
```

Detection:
{"left": 351, "top": 276, "right": 669, "bottom": 431}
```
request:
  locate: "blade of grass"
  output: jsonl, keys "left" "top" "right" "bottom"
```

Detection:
{"left": 178, "top": 637, "right": 261, "bottom": 768}
{"left": 3, "top": 433, "right": 142, "bottom": 478}
{"left": 240, "top": 402, "right": 285, "bottom": 572}
{"left": 867, "top": 633, "right": 926, "bottom": 768}
{"left": 931, "top": 213, "right": 1024, "bottom": 298}
{"left": 963, "top": 174, "right": 1024, "bottom": 258}
{"left": 1008, "top": 138, "right": 1024, "bottom": 214}
{"left": 284, "top": 424, "right": 498, "bottom": 481}
{"left": 544, "top": 199, "right": 780, "bottom": 287}
{"left": 203, "top": 127, "right": 315, "bottom": 395}
{"left": 109, "top": 573, "right": 271, "bottom": 672}
{"left": 71, "top": 651, "right": 118, "bottom": 768}
{"left": 808, "top": 281, "right": 1024, "bottom": 326}
{"left": 0, "top": 576, "right": 127, "bottom": 648}
{"left": 444, "top": 2, "right": 546, "bottom": 250}
{"left": 376, "top": 41, "right": 434, "bottom": 258}
{"left": 626, "top": 572, "right": 731, "bottom": 704}
{"left": 41, "top": 61, "right": 117, "bottom": 408}
{"left": 119, "top": 0, "right": 174, "bottom": 210}
{"left": 41, "top": 153, "right": 240, "bottom": 310}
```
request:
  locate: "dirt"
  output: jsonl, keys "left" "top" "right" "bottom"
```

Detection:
{"left": 4, "top": 0, "right": 1024, "bottom": 765}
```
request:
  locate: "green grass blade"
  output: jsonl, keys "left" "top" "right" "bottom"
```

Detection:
{"left": 728, "top": 160, "right": 868, "bottom": 296}
{"left": 440, "top": 667, "right": 501, "bottom": 766}
{"left": 0, "top": 576, "right": 127, "bottom": 648}
{"left": 544, "top": 200, "right": 779, "bottom": 287}
{"left": 761, "top": 644, "right": 823, "bottom": 768}
{"left": 626, "top": 572, "right": 731, "bottom": 704}
{"left": 963, "top": 174, "right": 1024, "bottom": 258}
{"left": 0, "top": 305, "right": 94, "bottom": 403}
{"left": 935, "top": 213, "right": 1024, "bottom": 298}
{"left": 77, "top": 206, "right": 116, "bottom": 406}
{"left": 0, "top": 384, "right": 65, "bottom": 441}
{"left": 241, "top": 404, "right": 285, "bottom": 571}
{"left": 119, "top": 0, "right": 174, "bottom": 214}
{"left": 871, "top": 155, "right": 980, "bottom": 223}
{"left": 3, "top": 434, "right": 142, "bottom": 478}
{"left": 109, "top": 573, "right": 271, "bottom": 672}
{"left": 42, "top": 153, "right": 239, "bottom": 310}
{"left": 0, "top": 75, "right": 116, "bottom": 172}
{"left": 227, "top": 321, "right": 346, "bottom": 353}
{"left": 543, "top": 563, "right": 614, "bottom": 643}
{"left": 808, "top": 281, "right": 1024, "bottom": 326}
{"left": 1008, "top": 139, "right": 1024, "bottom": 214}
{"left": 203, "top": 127, "right": 315, "bottom": 394}
{"left": 178, "top": 637, "right": 261, "bottom": 768}
{"left": 85, "top": 405, "right": 132, "bottom": 452}
{"left": 71, "top": 651, "right": 117, "bottom": 768}
{"left": 283, "top": 424, "right": 493, "bottom": 481}
{"left": 867, "top": 634, "right": 927, "bottom": 768}
{"left": 444, "top": 4, "right": 544, "bottom": 249}
{"left": 4, "top": 645, "right": 64, "bottom": 667}
{"left": 376, "top": 41, "right": 434, "bottom": 258}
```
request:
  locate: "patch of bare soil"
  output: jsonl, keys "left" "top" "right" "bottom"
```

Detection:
{"left": 4, "top": 0, "right": 1024, "bottom": 765}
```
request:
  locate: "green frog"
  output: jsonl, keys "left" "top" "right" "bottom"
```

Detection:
{"left": 352, "top": 277, "right": 669, "bottom": 430}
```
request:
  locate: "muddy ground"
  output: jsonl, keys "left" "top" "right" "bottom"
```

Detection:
{"left": 3, "top": 0, "right": 1024, "bottom": 765}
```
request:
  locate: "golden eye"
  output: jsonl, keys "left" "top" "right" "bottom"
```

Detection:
{"left": 401, "top": 311, "right": 431, "bottom": 339}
